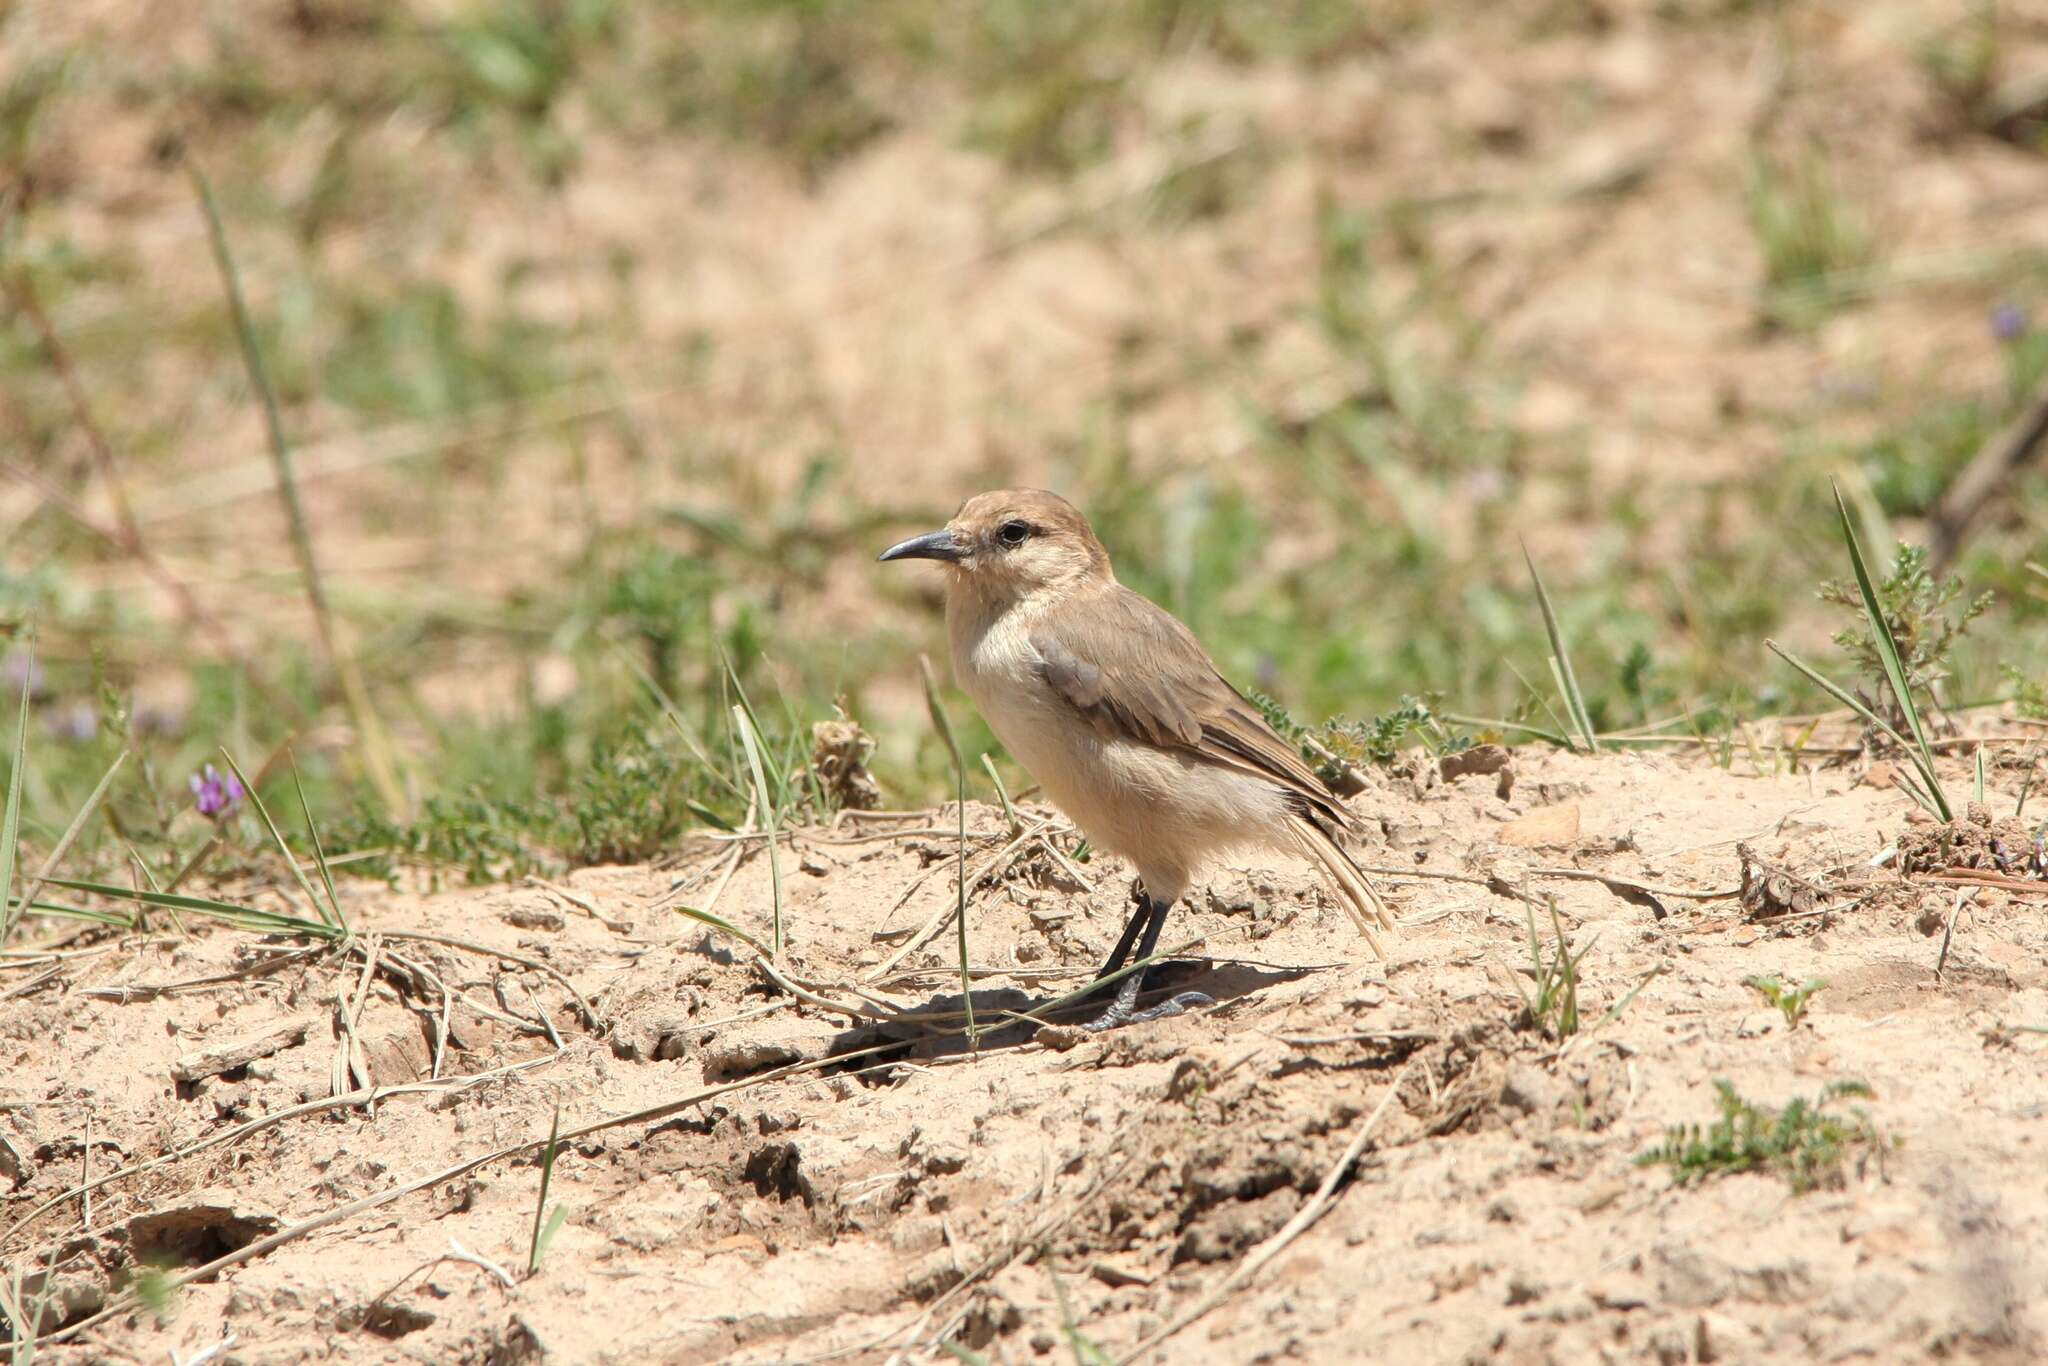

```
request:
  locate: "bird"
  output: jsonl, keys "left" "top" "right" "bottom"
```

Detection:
{"left": 879, "top": 488, "right": 1394, "bottom": 1032}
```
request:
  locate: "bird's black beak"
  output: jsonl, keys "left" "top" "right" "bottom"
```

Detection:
{"left": 878, "top": 529, "right": 965, "bottom": 563}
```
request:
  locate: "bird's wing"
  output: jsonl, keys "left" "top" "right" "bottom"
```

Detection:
{"left": 1029, "top": 585, "right": 1354, "bottom": 831}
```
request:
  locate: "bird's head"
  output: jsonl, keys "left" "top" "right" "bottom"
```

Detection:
{"left": 878, "top": 488, "right": 1112, "bottom": 603}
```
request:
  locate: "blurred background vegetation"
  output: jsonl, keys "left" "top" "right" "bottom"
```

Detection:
{"left": 2, "top": 0, "right": 2046, "bottom": 886}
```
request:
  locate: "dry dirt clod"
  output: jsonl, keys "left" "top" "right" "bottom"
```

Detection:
{"left": 701, "top": 1021, "right": 844, "bottom": 1080}
{"left": 500, "top": 905, "right": 566, "bottom": 932}
{"left": 1440, "top": 744, "right": 1512, "bottom": 783}
{"left": 1498, "top": 803, "right": 1581, "bottom": 849}
{"left": 170, "top": 1015, "right": 319, "bottom": 1083}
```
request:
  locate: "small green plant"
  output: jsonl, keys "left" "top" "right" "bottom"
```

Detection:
{"left": 1768, "top": 486, "right": 1957, "bottom": 822}
{"left": 1321, "top": 695, "right": 1465, "bottom": 768}
{"left": 1513, "top": 899, "right": 1593, "bottom": 1039}
{"left": 123, "top": 1259, "right": 181, "bottom": 1324}
{"left": 1746, "top": 975, "right": 1826, "bottom": 1027}
{"left": 526, "top": 1105, "right": 570, "bottom": 1276}
{"left": 1818, "top": 542, "right": 1990, "bottom": 714}
{"left": 2007, "top": 664, "right": 2048, "bottom": 721}
{"left": 1253, "top": 690, "right": 1465, "bottom": 777}
{"left": 1639, "top": 1079, "right": 1886, "bottom": 1192}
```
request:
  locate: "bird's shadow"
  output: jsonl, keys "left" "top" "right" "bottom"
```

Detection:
{"left": 823, "top": 957, "right": 1309, "bottom": 1064}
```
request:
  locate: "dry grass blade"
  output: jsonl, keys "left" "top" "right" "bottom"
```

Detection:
{"left": 919, "top": 654, "right": 976, "bottom": 1046}
{"left": 1117, "top": 1062, "right": 1413, "bottom": 1362}
{"left": 862, "top": 817, "right": 1051, "bottom": 983}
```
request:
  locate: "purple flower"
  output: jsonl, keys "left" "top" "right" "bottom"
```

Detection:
{"left": 189, "top": 764, "right": 244, "bottom": 820}
{"left": 1991, "top": 302, "right": 2027, "bottom": 344}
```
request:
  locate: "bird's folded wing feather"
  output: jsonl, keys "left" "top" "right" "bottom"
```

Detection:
{"left": 1029, "top": 586, "right": 1353, "bottom": 830}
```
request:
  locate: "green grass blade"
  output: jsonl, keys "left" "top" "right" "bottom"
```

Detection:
{"left": 9, "top": 899, "right": 132, "bottom": 929}
{"left": 1765, "top": 640, "right": 1946, "bottom": 819}
{"left": 0, "top": 653, "right": 30, "bottom": 945}
{"left": 731, "top": 704, "right": 784, "bottom": 960}
{"left": 1830, "top": 484, "right": 1950, "bottom": 820}
{"left": 291, "top": 759, "right": 348, "bottom": 932}
{"left": 527, "top": 1104, "right": 564, "bottom": 1275}
{"left": 1523, "top": 544, "right": 1598, "bottom": 753}
{"left": 667, "top": 901, "right": 771, "bottom": 957}
{"left": 1442, "top": 713, "right": 1572, "bottom": 748}
{"left": 1500, "top": 658, "right": 1580, "bottom": 752}
{"left": 39, "top": 876, "right": 343, "bottom": 938}
{"left": 1973, "top": 745, "right": 1987, "bottom": 807}
{"left": 190, "top": 162, "right": 405, "bottom": 818}
{"left": 919, "top": 655, "right": 975, "bottom": 1047}
{"left": 722, "top": 648, "right": 792, "bottom": 812}
{"left": 980, "top": 753, "right": 1019, "bottom": 836}
{"left": 218, "top": 749, "right": 341, "bottom": 930}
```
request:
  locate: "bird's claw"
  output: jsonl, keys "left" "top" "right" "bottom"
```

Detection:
{"left": 1080, "top": 986, "right": 1214, "bottom": 1033}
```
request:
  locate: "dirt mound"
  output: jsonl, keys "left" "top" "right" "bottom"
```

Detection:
{"left": 5, "top": 748, "right": 2048, "bottom": 1361}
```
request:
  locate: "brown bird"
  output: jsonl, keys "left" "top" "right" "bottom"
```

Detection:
{"left": 880, "top": 489, "right": 1393, "bottom": 1031}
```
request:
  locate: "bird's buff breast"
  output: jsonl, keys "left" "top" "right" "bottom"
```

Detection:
{"left": 947, "top": 602, "right": 1289, "bottom": 892}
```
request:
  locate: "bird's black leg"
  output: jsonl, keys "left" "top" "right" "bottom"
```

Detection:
{"left": 1092, "top": 881, "right": 1153, "bottom": 984}
{"left": 1081, "top": 890, "right": 1214, "bottom": 1032}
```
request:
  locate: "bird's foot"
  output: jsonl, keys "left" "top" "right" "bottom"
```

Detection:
{"left": 1079, "top": 972, "right": 1214, "bottom": 1033}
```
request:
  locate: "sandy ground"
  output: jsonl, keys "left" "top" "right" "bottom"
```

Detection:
{"left": 4, "top": 741, "right": 2046, "bottom": 1363}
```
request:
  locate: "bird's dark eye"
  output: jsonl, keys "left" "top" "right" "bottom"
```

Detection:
{"left": 998, "top": 520, "right": 1030, "bottom": 547}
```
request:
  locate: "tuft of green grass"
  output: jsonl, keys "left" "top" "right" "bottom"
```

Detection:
{"left": 1513, "top": 899, "right": 1593, "bottom": 1039}
{"left": 1746, "top": 975, "right": 1826, "bottom": 1028}
{"left": 1746, "top": 147, "right": 1874, "bottom": 328}
{"left": 1639, "top": 1079, "right": 1886, "bottom": 1192}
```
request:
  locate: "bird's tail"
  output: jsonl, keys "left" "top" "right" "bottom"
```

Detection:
{"left": 1286, "top": 813, "right": 1395, "bottom": 960}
